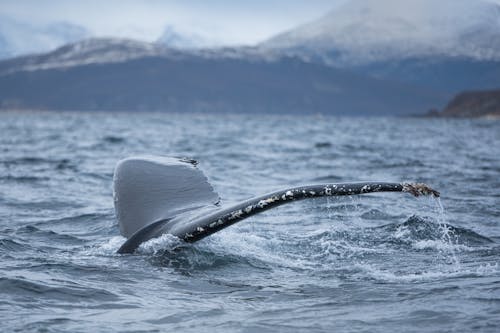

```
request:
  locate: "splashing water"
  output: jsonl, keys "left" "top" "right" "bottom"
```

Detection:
{"left": 434, "top": 197, "right": 461, "bottom": 269}
{"left": 138, "top": 233, "right": 183, "bottom": 255}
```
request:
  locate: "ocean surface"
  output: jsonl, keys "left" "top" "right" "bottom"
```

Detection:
{"left": 0, "top": 111, "right": 499, "bottom": 332}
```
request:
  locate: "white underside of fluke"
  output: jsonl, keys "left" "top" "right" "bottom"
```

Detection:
{"left": 113, "top": 156, "right": 219, "bottom": 238}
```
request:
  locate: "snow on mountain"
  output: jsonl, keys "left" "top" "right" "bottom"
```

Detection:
{"left": 0, "top": 38, "right": 172, "bottom": 74}
{"left": 1, "top": 37, "right": 268, "bottom": 75}
{"left": 0, "top": 43, "right": 446, "bottom": 115}
{"left": 35, "top": 38, "right": 163, "bottom": 67}
{"left": 0, "top": 16, "right": 88, "bottom": 59}
{"left": 156, "top": 26, "right": 213, "bottom": 49}
{"left": 261, "top": 0, "right": 500, "bottom": 65}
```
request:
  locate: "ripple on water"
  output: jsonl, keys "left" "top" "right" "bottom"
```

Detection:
{"left": 0, "top": 238, "right": 30, "bottom": 252}
{"left": 0, "top": 277, "right": 120, "bottom": 303}
{"left": 0, "top": 113, "right": 499, "bottom": 332}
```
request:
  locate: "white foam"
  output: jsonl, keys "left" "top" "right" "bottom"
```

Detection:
{"left": 315, "top": 237, "right": 387, "bottom": 261}
{"left": 356, "top": 262, "right": 500, "bottom": 283}
{"left": 412, "top": 240, "right": 476, "bottom": 252}
{"left": 137, "top": 234, "right": 183, "bottom": 254}
{"left": 393, "top": 224, "right": 410, "bottom": 239}
{"left": 83, "top": 236, "right": 126, "bottom": 256}
{"left": 475, "top": 262, "right": 499, "bottom": 275}
{"left": 200, "top": 229, "right": 312, "bottom": 270}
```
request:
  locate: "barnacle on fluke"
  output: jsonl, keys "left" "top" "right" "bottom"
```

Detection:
{"left": 114, "top": 156, "right": 440, "bottom": 254}
{"left": 402, "top": 183, "right": 440, "bottom": 197}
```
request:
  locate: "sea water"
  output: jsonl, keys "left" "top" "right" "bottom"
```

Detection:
{"left": 0, "top": 111, "right": 499, "bottom": 332}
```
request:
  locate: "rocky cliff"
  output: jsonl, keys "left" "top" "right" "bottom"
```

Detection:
{"left": 440, "top": 89, "right": 500, "bottom": 118}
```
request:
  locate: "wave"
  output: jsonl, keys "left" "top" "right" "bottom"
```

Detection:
{"left": 0, "top": 157, "right": 77, "bottom": 170}
{"left": 380, "top": 215, "right": 493, "bottom": 247}
{"left": 0, "top": 175, "right": 50, "bottom": 183}
{"left": 355, "top": 262, "right": 500, "bottom": 283}
{"left": 0, "top": 238, "right": 30, "bottom": 252}
{"left": 0, "top": 277, "right": 119, "bottom": 302}
{"left": 14, "top": 225, "right": 86, "bottom": 247}
{"left": 102, "top": 135, "right": 125, "bottom": 144}
{"left": 88, "top": 214, "right": 496, "bottom": 280}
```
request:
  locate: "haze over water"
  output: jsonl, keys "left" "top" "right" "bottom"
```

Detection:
{"left": 0, "top": 111, "right": 499, "bottom": 332}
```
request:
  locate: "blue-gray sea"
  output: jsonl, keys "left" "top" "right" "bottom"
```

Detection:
{"left": 0, "top": 111, "right": 499, "bottom": 333}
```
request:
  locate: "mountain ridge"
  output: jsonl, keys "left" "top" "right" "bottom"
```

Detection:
{"left": 439, "top": 89, "right": 500, "bottom": 118}
{"left": 0, "top": 38, "right": 445, "bottom": 115}
{"left": 261, "top": 0, "right": 500, "bottom": 65}
{"left": 1, "top": 0, "right": 498, "bottom": 115}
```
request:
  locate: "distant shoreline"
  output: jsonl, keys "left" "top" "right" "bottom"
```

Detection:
{"left": 421, "top": 88, "right": 500, "bottom": 119}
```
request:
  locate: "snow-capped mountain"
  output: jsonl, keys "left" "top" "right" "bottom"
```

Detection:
{"left": 0, "top": 38, "right": 260, "bottom": 76}
{"left": 0, "top": 37, "right": 445, "bottom": 115}
{"left": 2, "top": 0, "right": 498, "bottom": 115}
{"left": 261, "top": 0, "right": 500, "bottom": 65}
{"left": 0, "top": 16, "right": 88, "bottom": 59}
{"left": 2, "top": 38, "right": 168, "bottom": 73}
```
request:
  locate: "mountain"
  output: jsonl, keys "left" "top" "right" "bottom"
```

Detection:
{"left": 439, "top": 89, "right": 500, "bottom": 118}
{"left": 0, "top": 16, "right": 88, "bottom": 59}
{"left": 260, "top": 0, "right": 500, "bottom": 93}
{"left": 2, "top": 0, "right": 497, "bottom": 114}
{"left": 0, "top": 38, "right": 167, "bottom": 74}
{"left": 350, "top": 56, "right": 500, "bottom": 93}
{"left": 0, "top": 38, "right": 445, "bottom": 115}
{"left": 262, "top": 0, "right": 500, "bottom": 64}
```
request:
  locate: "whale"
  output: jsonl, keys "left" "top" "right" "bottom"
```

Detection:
{"left": 113, "top": 156, "right": 440, "bottom": 254}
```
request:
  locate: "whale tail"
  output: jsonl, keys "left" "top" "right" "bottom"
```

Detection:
{"left": 113, "top": 156, "right": 219, "bottom": 238}
{"left": 113, "top": 156, "right": 439, "bottom": 254}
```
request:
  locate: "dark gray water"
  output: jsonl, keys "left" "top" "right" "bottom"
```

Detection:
{"left": 1, "top": 111, "right": 499, "bottom": 332}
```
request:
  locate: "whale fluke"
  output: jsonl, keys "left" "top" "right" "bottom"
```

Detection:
{"left": 113, "top": 156, "right": 439, "bottom": 254}
{"left": 113, "top": 156, "right": 219, "bottom": 238}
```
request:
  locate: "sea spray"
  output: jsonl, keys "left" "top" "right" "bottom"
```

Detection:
{"left": 326, "top": 196, "right": 333, "bottom": 221}
{"left": 138, "top": 233, "right": 183, "bottom": 255}
{"left": 434, "top": 197, "right": 461, "bottom": 270}
{"left": 82, "top": 236, "right": 126, "bottom": 256}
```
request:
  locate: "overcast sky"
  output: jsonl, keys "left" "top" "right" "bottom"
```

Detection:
{"left": 0, "top": 0, "right": 348, "bottom": 46}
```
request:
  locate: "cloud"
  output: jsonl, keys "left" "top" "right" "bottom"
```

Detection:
{"left": 0, "top": 15, "right": 89, "bottom": 57}
{"left": 0, "top": 0, "right": 347, "bottom": 46}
